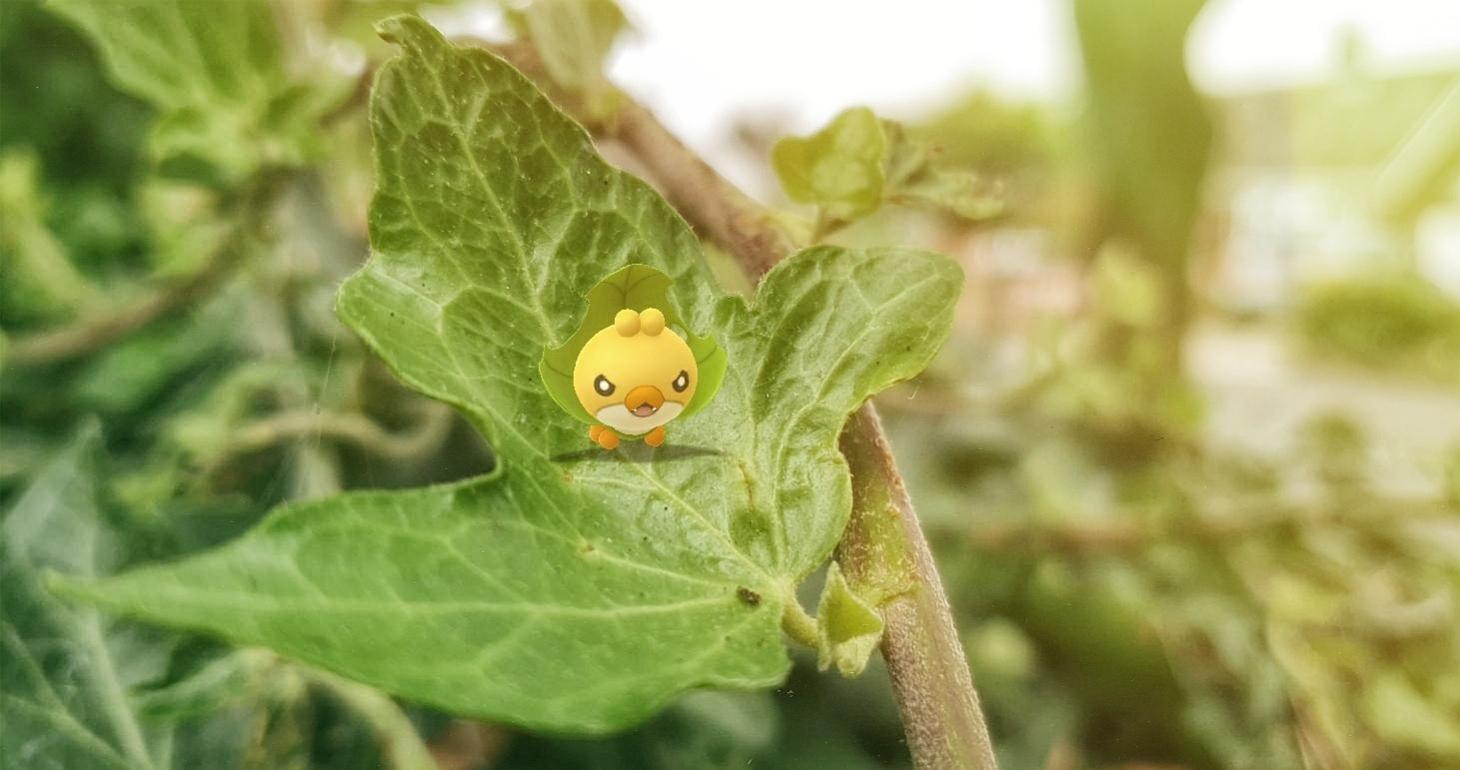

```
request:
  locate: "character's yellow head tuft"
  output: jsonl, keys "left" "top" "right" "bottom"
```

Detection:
{"left": 573, "top": 308, "right": 698, "bottom": 436}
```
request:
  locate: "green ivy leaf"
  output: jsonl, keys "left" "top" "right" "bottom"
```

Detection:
{"left": 1, "top": 425, "right": 170, "bottom": 770}
{"left": 539, "top": 263, "right": 726, "bottom": 425}
{"left": 772, "top": 107, "right": 887, "bottom": 220}
{"left": 882, "top": 121, "right": 1003, "bottom": 221}
{"left": 47, "top": 0, "right": 345, "bottom": 183}
{"left": 773, "top": 108, "right": 1002, "bottom": 226}
{"left": 56, "top": 16, "right": 961, "bottom": 734}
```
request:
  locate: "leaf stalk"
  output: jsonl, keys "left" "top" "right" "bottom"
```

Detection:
{"left": 780, "top": 594, "right": 821, "bottom": 650}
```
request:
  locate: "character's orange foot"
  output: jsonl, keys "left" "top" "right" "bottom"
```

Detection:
{"left": 589, "top": 425, "right": 619, "bottom": 450}
{"left": 645, "top": 426, "right": 666, "bottom": 447}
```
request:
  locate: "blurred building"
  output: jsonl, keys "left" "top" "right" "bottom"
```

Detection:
{"left": 1207, "top": 52, "right": 1460, "bottom": 311}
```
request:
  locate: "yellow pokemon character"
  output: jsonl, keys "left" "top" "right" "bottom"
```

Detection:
{"left": 573, "top": 307, "right": 695, "bottom": 449}
{"left": 540, "top": 264, "right": 725, "bottom": 451}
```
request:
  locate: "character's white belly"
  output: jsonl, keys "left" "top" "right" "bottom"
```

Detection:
{"left": 595, "top": 402, "right": 685, "bottom": 435}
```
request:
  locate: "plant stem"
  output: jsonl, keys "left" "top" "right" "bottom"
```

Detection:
{"left": 77, "top": 613, "right": 159, "bottom": 770}
{"left": 839, "top": 407, "right": 997, "bottom": 769}
{"left": 222, "top": 403, "right": 454, "bottom": 464}
{"left": 302, "top": 667, "right": 440, "bottom": 770}
{"left": 606, "top": 98, "right": 795, "bottom": 281}
{"left": 490, "top": 44, "right": 999, "bottom": 767}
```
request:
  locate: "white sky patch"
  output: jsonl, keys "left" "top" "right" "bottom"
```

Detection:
{"left": 449, "top": 1, "right": 1460, "bottom": 188}
{"left": 1191, "top": 0, "right": 1460, "bottom": 93}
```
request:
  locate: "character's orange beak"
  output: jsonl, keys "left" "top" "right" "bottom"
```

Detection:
{"left": 625, "top": 385, "right": 664, "bottom": 418}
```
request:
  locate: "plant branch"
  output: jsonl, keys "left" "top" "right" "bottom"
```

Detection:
{"left": 487, "top": 40, "right": 998, "bottom": 768}
{"left": 225, "top": 403, "right": 455, "bottom": 464}
{"left": 5, "top": 172, "right": 286, "bottom": 367}
{"left": 840, "top": 407, "right": 998, "bottom": 769}
{"left": 602, "top": 98, "right": 795, "bottom": 280}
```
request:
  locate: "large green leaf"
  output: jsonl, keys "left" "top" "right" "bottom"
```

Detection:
{"left": 47, "top": 0, "right": 344, "bottom": 183}
{"left": 57, "top": 16, "right": 961, "bottom": 734}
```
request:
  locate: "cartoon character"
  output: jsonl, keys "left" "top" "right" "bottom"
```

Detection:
{"left": 571, "top": 307, "right": 695, "bottom": 449}
{"left": 540, "top": 264, "right": 725, "bottom": 450}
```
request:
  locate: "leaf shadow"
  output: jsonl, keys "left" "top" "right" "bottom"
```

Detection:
{"left": 550, "top": 445, "right": 725, "bottom": 464}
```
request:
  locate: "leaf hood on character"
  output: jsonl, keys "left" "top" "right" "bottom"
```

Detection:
{"left": 539, "top": 264, "right": 726, "bottom": 425}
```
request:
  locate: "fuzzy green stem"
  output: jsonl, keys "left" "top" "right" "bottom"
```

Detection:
{"left": 781, "top": 595, "right": 821, "bottom": 649}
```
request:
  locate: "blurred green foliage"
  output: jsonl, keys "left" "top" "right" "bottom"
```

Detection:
{"left": 48, "top": 0, "right": 350, "bottom": 185}
{"left": 915, "top": 89, "right": 1053, "bottom": 177}
{"left": 1296, "top": 276, "right": 1460, "bottom": 383}
{"left": 0, "top": 0, "right": 151, "bottom": 323}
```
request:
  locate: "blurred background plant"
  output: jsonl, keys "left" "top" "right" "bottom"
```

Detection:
{"left": 1, "top": 1, "right": 1457, "bottom": 769}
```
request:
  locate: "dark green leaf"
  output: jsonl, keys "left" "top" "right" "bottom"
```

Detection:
{"left": 132, "top": 649, "right": 273, "bottom": 721}
{"left": 498, "top": 691, "right": 777, "bottom": 769}
{"left": 59, "top": 16, "right": 962, "bottom": 734}
{"left": 0, "top": 150, "right": 98, "bottom": 325}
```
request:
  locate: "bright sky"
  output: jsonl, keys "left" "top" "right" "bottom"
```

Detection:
{"left": 449, "top": 0, "right": 1460, "bottom": 187}
{"left": 608, "top": 0, "right": 1460, "bottom": 124}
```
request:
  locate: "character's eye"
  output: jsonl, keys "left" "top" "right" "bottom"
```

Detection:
{"left": 594, "top": 375, "right": 615, "bottom": 396}
{"left": 672, "top": 370, "right": 689, "bottom": 393}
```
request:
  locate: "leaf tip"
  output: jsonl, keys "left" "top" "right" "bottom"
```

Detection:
{"left": 42, "top": 569, "right": 98, "bottom": 604}
{"left": 375, "top": 13, "right": 446, "bottom": 53}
